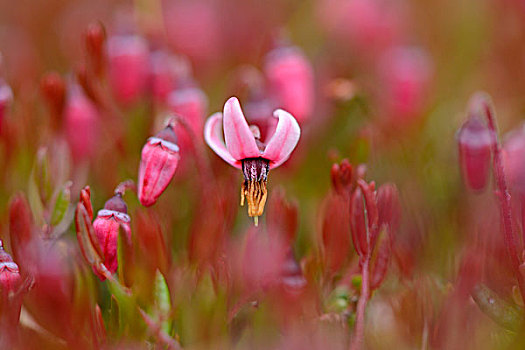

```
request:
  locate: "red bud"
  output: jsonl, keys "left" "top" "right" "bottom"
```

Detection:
{"left": 80, "top": 186, "right": 93, "bottom": 221}
{"left": 350, "top": 180, "right": 379, "bottom": 258}
{"left": 457, "top": 115, "right": 493, "bottom": 192}
{"left": 84, "top": 22, "right": 106, "bottom": 76}
{"left": 138, "top": 126, "right": 180, "bottom": 207}
{"left": 330, "top": 159, "right": 354, "bottom": 196}
{"left": 40, "top": 71, "right": 65, "bottom": 118}
{"left": 92, "top": 195, "right": 132, "bottom": 278}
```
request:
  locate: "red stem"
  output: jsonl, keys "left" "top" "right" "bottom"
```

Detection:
{"left": 350, "top": 256, "right": 370, "bottom": 350}
{"left": 481, "top": 99, "right": 525, "bottom": 303}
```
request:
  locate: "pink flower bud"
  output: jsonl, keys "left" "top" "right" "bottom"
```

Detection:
{"left": 264, "top": 47, "right": 314, "bottom": 124}
{"left": 167, "top": 87, "right": 207, "bottom": 149}
{"left": 457, "top": 116, "right": 493, "bottom": 192}
{"left": 318, "top": 0, "right": 403, "bottom": 55}
{"left": 93, "top": 194, "right": 131, "bottom": 278}
{"left": 149, "top": 51, "right": 178, "bottom": 103}
{"left": 163, "top": 0, "right": 221, "bottom": 65}
{"left": 378, "top": 47, "right": 433, "bottom": 127}
{"left": 84, "top": 22, "right": 106, "bottom": 77}
{"left": 40, "top": 72, "right": 66, "bottom": 129}
{"left": 0, "top": 241, "right": 21, "bottom": 295}
{"left": 138, "top": 125, "right": 180, "bottom": 207}
{"left": 107, "top": 35, "right": 149, "bottom": 105}
{"left": 350, "top": 180, "right": 379, "bottom": 258}
{"left": 64, "top": 87, "right": 99, "bottom": 161}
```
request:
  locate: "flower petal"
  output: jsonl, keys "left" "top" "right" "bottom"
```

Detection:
{"left": 204, "top": 112, "right": 241, "bottom": 168}
{"left": 263, "top": 109, "right": 301, "bottom": 168}
{"left": 223, "top": 97, "right": 260, "bottom": 160}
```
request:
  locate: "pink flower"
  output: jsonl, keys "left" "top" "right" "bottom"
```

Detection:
{"left": 92, "top": 194, "right": 131, "bottom": 279}
{"left": 138, "top": 125, "right": 180, "bottom": 207}
{"left": 204, "top": 97, "right": 300, "bottom": 224}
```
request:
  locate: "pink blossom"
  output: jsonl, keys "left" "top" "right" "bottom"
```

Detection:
{"left": 204, "top": 97, "right": 300, "bottom": 224}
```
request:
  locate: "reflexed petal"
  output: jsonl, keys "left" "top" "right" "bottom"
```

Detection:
{"left": 262, "top": 109, "right": 301, "bottom": 168}
{"left": 204, "top": 112, "right": 241, "bottom": 168}
{"left": 223, "top": 97, "right": 260, "bottom": 160}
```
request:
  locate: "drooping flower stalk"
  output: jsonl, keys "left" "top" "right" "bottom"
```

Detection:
{"left": 475, "top": 94, "right": 525, "bottom": 302}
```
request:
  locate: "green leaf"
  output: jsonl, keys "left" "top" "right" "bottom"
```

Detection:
{"left": 472, "top": 284, "right": 523, "bottom": 332}
{"left": 154, "top": 270, "right": 172, "bottom": 334}
{"left": 50, "top": 181, "right": 72, "bottom": 226}
{"left": 27, "top": 156, "right": 46, "bottom": 228}
{"left": 117, "top": 224, "right": 134, "bottom": 287}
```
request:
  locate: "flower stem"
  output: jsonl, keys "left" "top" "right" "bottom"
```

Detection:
{"left": 350, "top": 256, "right": 370, "bottom": 350}
{"left": 481, "top": 98, "right": 525, "bottom": 303}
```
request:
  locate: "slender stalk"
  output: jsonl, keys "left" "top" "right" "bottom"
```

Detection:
{"left": 481, "top": 98, "right": 525, "bottom": 303}
{"left": 350, "top": 256, "right": 370, "bottom": 350}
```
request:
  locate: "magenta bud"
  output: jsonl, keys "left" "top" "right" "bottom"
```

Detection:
{"left": 93, "top": 194, "right": 131, "bottom": 278}
{"left": 64, "top": 86, "right": 99, "bottom": 160}
{"left": 149, "top": 51, "right": 179, "bottom": 103}
{"left": 138, "top": 126, "right": 180, "bottom": 207}
{"left": 0, "top": 241, "right": 21, "bottom": 295}
{"left": 167, "top": 87, "right": 208, "bottom": 145}
{"left": 264, "top": 47, "right": 314, "bottom": 124}
{"left": 457, "top": 116, "right": 493, "bottom": 192}
{"left": 378, "top": 47, "right": 433, "bottom": 124}
{"left": 107, "top": 35, "right": 149, "bottom": 105}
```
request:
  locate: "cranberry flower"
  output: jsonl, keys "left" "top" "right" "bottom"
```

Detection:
{"left": 204, "top": 97, "right": 300, "bottom": 225}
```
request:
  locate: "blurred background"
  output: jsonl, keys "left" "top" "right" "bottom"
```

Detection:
{"left": 1, "top": 0, "right": 525, "bottom": 349}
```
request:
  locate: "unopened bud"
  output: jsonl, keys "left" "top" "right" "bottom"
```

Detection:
{"left": 107, "top": 35, "right": 149, "bottom": 105}
{"left": 40, "top": 72, "right": 66, "bottom": 129}
{"left": 264, "top": 47, "right": 314, "bottom": 124}
{"left": 350, "top": 180, "right": 379, "bottom": 258}
{"left": 457, "top": 116, "right": 493, "bottom": 192}
{"left": 138, "top": 125, "right": 180, "bottom": 207}
{"left": 64, "top": 86, "right": 99, "bottom": 161}
{"left": 330, "top": 159, "right": 354, "bottom": 196}
{"left": 93, "top": 194, "right": 131, "bottom": 278}
{"left": 84, "top": 22, "right": 106, "bottom": 76}
{"left": 0, "top": 241, "right": 21, "bottom": 295}
{"left": 167, "top": 87, "right": 208, "bottom": 148}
